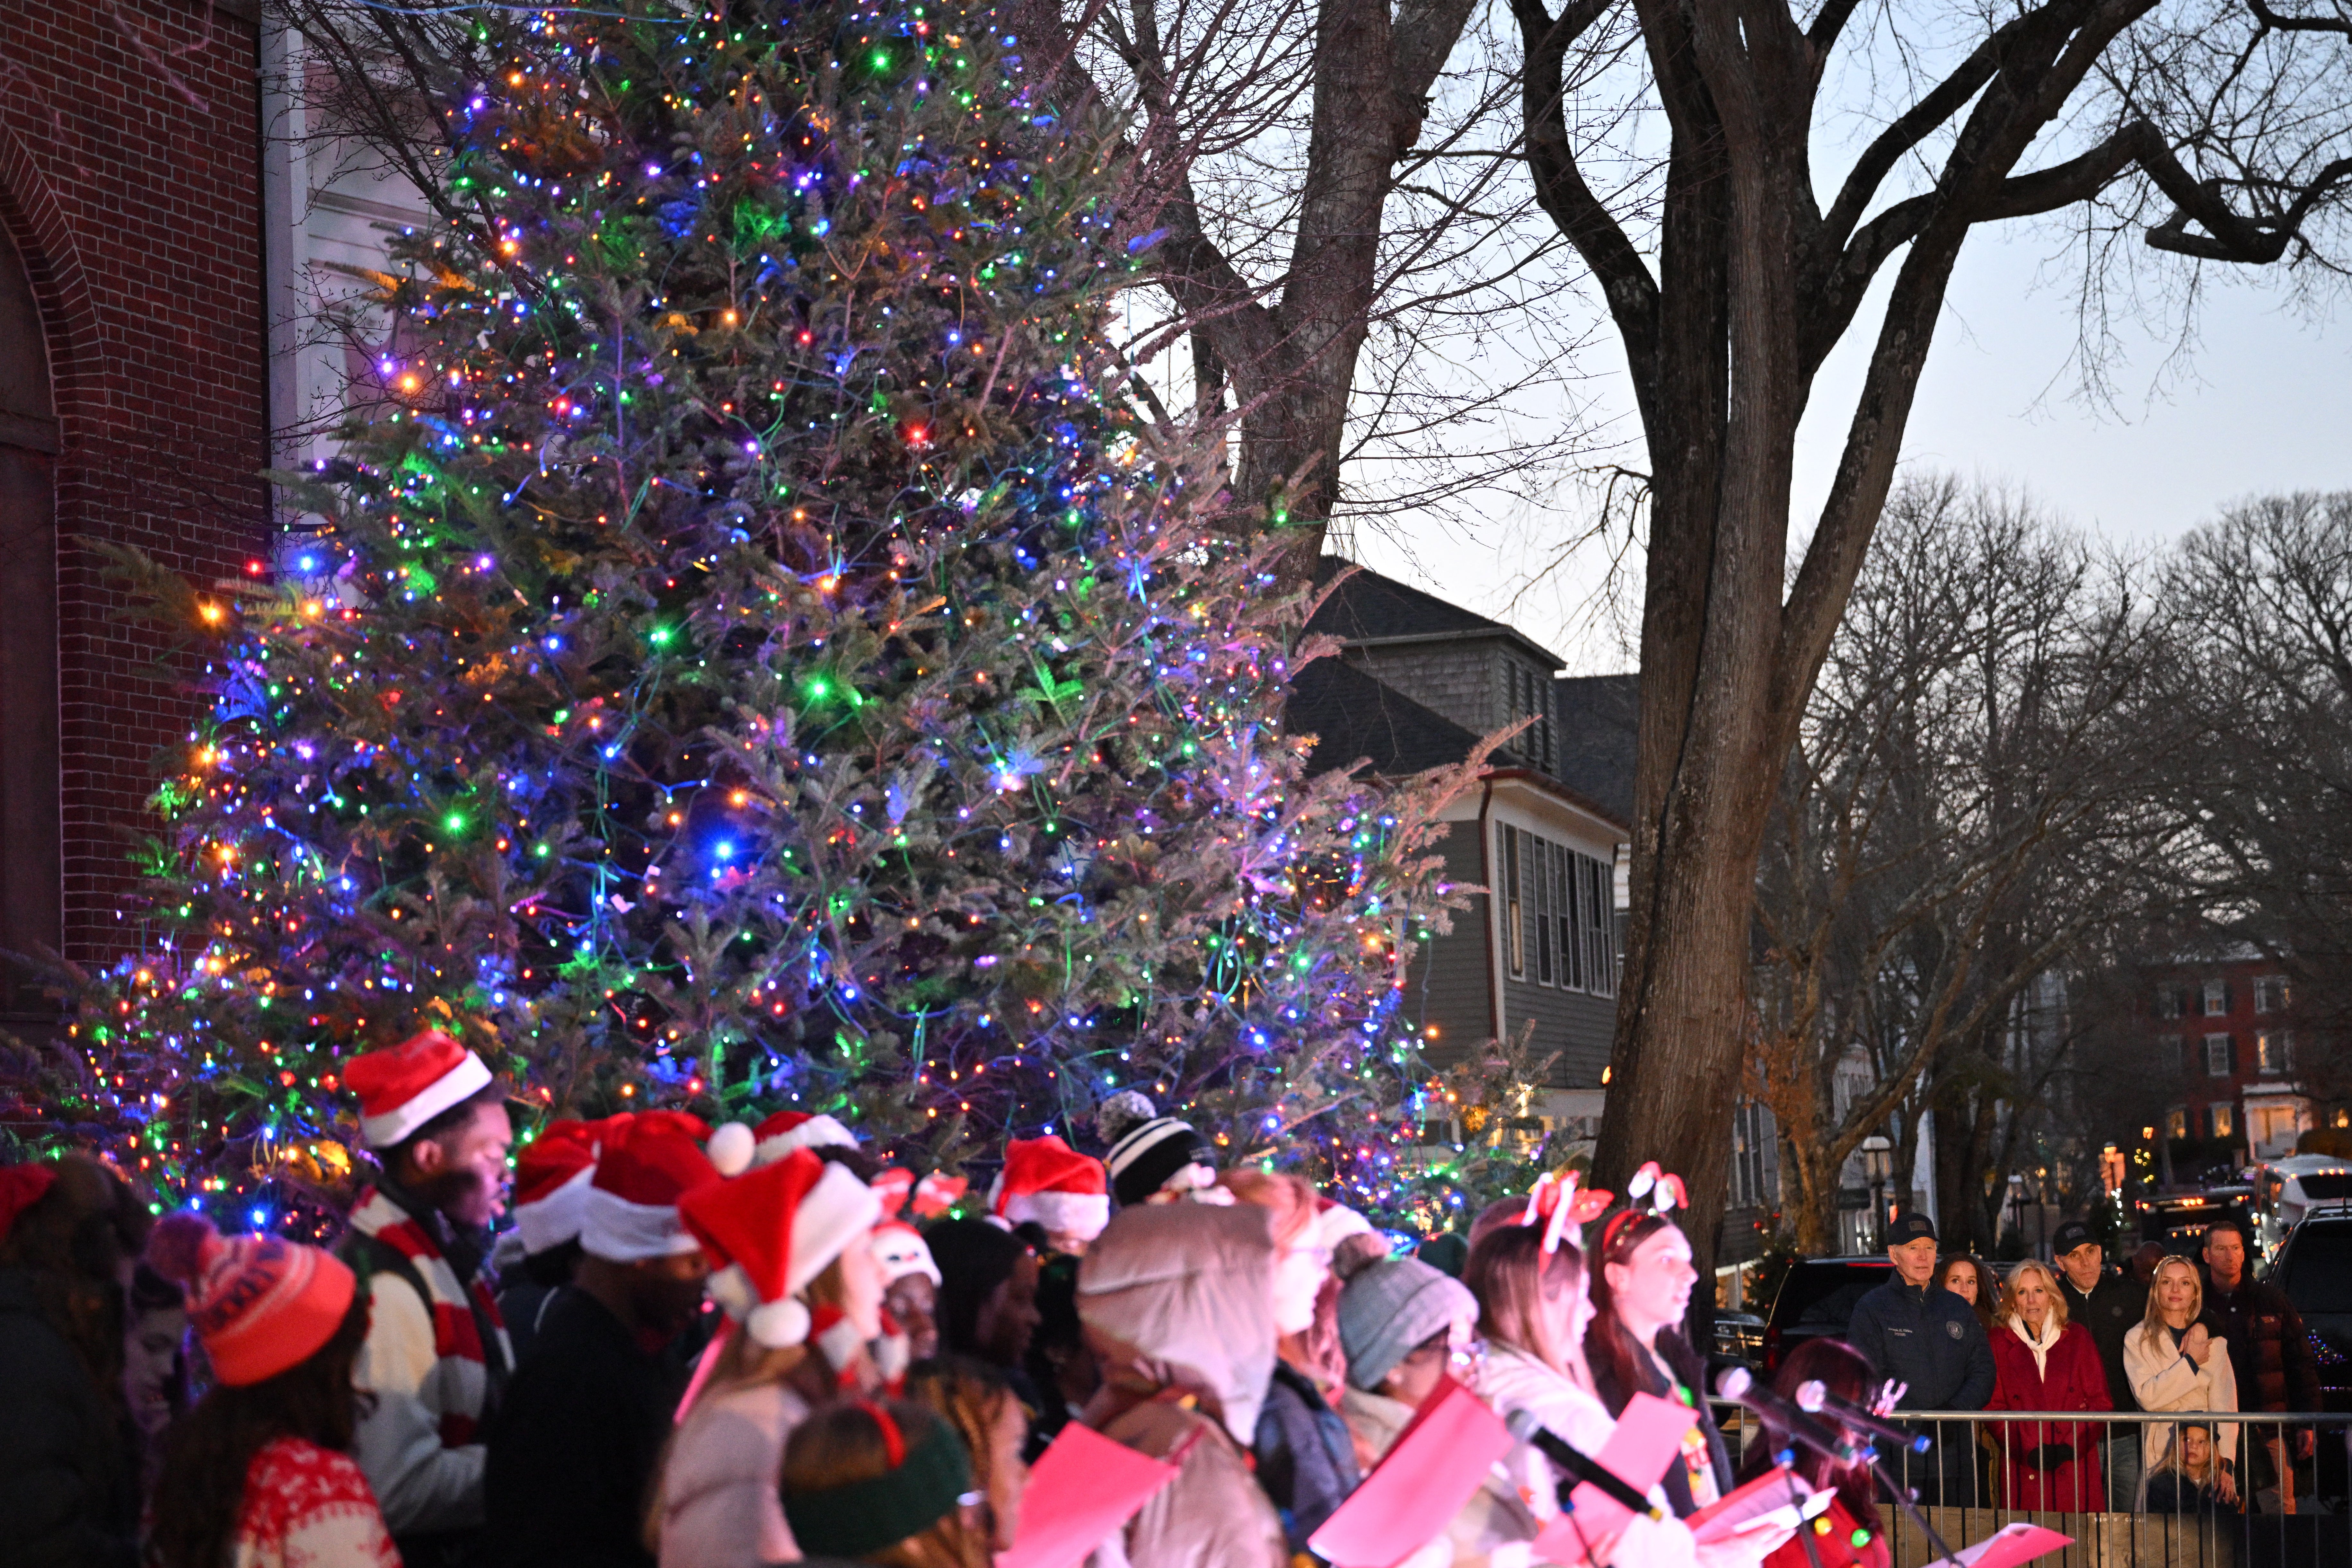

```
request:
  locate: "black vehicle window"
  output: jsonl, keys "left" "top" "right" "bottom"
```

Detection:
{"left": 1794, "top": 1276, "right": 1886, "bottom": 1335}
{"left": 2277, "top": 1229, "right": 2352, "bottom": 1313}
{"left": 1773, "top": 1265, "right": 1890, "bottom": 1335}
{"left": 2295, "top": 1175, "right": 2352, "bottom": 1202}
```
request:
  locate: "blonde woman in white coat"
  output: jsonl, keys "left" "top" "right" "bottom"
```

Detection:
{"left": 1463, "top": 1199, "right": 1790, "bottom": 1568}
{"left": 2123, "top": 1255, "right": 2240, "bottom": 1507}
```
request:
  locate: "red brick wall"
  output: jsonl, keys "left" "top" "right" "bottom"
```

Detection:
{"left": 0, "top": 0, "right": 269, "bottom": 968}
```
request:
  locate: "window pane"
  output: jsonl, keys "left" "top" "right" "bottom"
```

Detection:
{"left": 2205, "top": 980, "right": 2228, "bottom": 1016}
{"left": 1535, "top": 834, "right": 1554, "bottom": 986}
{"left": 1503, "top": 825, "right": 1522, "bottom": 976}
{"left": 1558, "top": 845, "right": 1579, "bottom": 991}
{"left": 2207, "top": 1035, "right": 2233, "bottom": 1077}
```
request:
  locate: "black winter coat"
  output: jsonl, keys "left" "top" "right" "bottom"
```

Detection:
{"left": 0, "top": 1268, "right": 139, "bottom": 1568}
{"left": 1252, "top": 1359, "right": 1361, "bottom": 1555}
{"left": 480, "top": 1290, "right": 689, "bottom": 1568}
{"left": 2059, "top": 1267, "right": 2149, "bottom": 1411}
{"left": 2201, "top": 1272, "right": 2320, "bottom": 1415}
{"left": 1845, "top": 1277, "right": 1996, "bottom": 1412}
{"left": 1590, "top": 1326, "right": 1734, "bottom": 1519}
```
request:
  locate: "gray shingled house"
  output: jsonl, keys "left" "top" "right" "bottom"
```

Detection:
{"left": 1288, "top": 560, "right": 1636, "bottom": 1146}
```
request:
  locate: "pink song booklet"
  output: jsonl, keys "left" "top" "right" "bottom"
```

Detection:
{"left": 1308, "top": 1378, "right": 1516, "bottom": 1568}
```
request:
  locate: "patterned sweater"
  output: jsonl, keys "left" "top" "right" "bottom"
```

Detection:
{"left": 340, "top": 1183, "right": 514, "bottom": 1537}
{"left": 229, "top": 1438, "right": 400, "bottom": 1568}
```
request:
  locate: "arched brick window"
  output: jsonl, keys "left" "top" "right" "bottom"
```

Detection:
{"left": 0, "top": 222, "right": 58, "bottom": 1029}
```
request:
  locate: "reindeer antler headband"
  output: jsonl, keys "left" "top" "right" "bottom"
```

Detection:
{"left": 1601, "top": 1160, "right": 1690, "bottom": 1252}
{"left": 1520, "top": 1169, "right": 1615, "bottom": 1254}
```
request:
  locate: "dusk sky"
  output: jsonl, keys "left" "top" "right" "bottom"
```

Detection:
{"left": 1347, "top": 216, "right": 2352, "bottom": 674}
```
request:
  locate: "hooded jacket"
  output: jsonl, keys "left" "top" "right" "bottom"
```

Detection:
{"left": 1075, "top": 1203, "right": 1288, "bottom": 1568}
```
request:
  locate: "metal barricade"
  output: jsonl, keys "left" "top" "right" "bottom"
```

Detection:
{"left": 1709, "top": 1404, "right": 2352, "bottom": 1566}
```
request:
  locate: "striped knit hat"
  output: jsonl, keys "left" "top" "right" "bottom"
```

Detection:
{"left": 1104, "top": 1113, "right": 1217, "bottom": 1207}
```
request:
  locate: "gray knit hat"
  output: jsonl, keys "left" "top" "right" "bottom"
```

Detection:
{"left": 1336, "top": 1254, "right": 1478, "bottom": 1392}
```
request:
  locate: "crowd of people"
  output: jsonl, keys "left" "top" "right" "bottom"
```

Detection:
{"left": 0, "top": 1026, "right": 2313, "bottom": 1568}
{"left": 1844, "top": 1210, "right": 2319, "bottom": 1520}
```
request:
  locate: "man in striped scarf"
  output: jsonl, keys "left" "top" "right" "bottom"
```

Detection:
{"left": 339, "top": 1030, "right": 516, "bottom": 1568}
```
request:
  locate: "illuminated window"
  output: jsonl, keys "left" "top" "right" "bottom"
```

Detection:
{"left": 2211, "top": 1103, "right": 2235, "bottom": 1140}
{"left": 2204, "top": 980, "right": 2230, "bottom": 1017}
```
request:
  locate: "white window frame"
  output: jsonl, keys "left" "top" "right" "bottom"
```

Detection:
{"left": 2204, "top": 980, "right": 2230, "bottom": 1017}
{"left": 2206, "top": 1034, "right": 2234, "bottom": 1078}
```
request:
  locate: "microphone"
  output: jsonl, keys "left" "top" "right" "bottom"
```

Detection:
{"left": 1502, "top": 1408, "right": 1666, "bottom": 1521}
{"left": 1714, "top": 1367, "right": 1868, "bottom": 1466}
{"left": 1800, "top": 1382, "right": 1931, "bottom": 1454}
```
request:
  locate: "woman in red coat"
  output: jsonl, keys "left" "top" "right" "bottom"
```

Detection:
{"left": 1984, "top": 1259, "right": 2111, "bottom": 1511}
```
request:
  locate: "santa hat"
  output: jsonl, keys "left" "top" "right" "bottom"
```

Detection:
{"left": 148, "top": 1214, "right": 356, "bottom": 1387}
{"left": 345, "top": 1029, "right": 494, "bottom": 1149}
{"left": 988, "top": 1136, "right": 1109, "bottom": 1241}
{"left": 871, "top": 1220, "right": 941, "bottom": 1287}
{"left": 1104, "top": 1116, "right": 1216, "bottom": 1207}
{"left": 746, "top": 1109, "right": 860, "bottom": 1167}
{"left": 870, "top": 1167, "right": 915, "bottom": 1217}
{"left": 580, "top": 1116, "right": 721, "bottom": 1261}
{"left": 0, "top": 1163, "right": 57, "bottom": 1244}
{"left": 681, "top": 1148, "right": 882, "bottom": 1347}
{"left": 1316, "top": 1198, "right": 1376, "bottom": 1253}
{"left": 511, "top": 1119, "right": 599, "bottom": 1256}
{"left": 910, "top": 1170, "right": 966, "bottom": 1219}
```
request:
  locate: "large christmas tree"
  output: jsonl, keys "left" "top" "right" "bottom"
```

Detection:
{"left": 27, "top": 0, "right": 1489, "bottom": 1224}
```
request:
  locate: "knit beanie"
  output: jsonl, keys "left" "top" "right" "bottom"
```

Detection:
{"left": 1336, "top": 1253, "right": 1478, "bottom": 1392}
{"left": 148, "top": 1213, "right": 357, "bottom": 1387}
{"left": 781, "top": 1399, "right": 972, "bottom": 1558}
{"left": 1103, "top": 1115, "right": 1217, "bottom": 1207}
{"left": 924, "top": 1218, "right": 1031, "bottom": 1357}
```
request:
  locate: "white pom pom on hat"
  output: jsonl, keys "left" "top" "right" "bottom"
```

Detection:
{"left": 705, "top": 1121, "right": 756, "bottom": 1177}
{"left": 679, "top": 1149, "right": 882, "bottom": 1348}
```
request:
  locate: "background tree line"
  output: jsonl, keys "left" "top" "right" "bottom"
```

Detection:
{"left": 1750, "top": 480, "right": 2352, "bottom": 1256}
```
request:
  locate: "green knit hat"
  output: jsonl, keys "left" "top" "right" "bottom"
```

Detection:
{"left": 781, "top": 1400, "right": 973, "bottom": 1557}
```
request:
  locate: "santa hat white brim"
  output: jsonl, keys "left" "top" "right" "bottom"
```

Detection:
{"left": 359, "top": 1050, "right": 493, "bottom": 1149}
{"left": 1003, "top": 1189, "right": 1110, "bottom": 1240}
{"left": 752, "top": 1114, "right": 859, "bottom": 1167}
{"left": 581, "top": 1185, "right": 701, "bottom": 1262}
{"left": 513, "top": 1164, "right": 597, "bottom": 1255}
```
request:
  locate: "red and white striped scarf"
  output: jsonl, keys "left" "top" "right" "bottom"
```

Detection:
{"left": 345, "top": 1185, "right": 512, "bottom": 1446}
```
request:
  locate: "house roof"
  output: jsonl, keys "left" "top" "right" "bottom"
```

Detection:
{"left": 1286, "top": 657, "right": 1486, "bottom": 779}
{"left": 1553, "top": 673, "right": 1638, "bottom": 825}
{"left": 1308, "top": 557, "right": 1565, "bottom": 668}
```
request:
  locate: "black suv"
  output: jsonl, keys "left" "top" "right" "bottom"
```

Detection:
{"left": 1760, "top": 1256, "right": 1897, "bottom": 1376}
{"left": 2264, "top": 1211, "right": 2352, "bottom": 1413}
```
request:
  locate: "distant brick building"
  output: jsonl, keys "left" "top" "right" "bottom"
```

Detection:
{"left": 2141, "top": 946, "right": 2312, "bottom": 1163}
{"left": 1, "top": 0, "right": 273, "bottom": 1034}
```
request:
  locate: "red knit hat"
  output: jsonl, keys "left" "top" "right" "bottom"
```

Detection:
{"left": 511, "top": 1119, "right": 599, "bottom": 1256}
{"left": 681, "top": 1149, "right": 882, "bottom": 1347}
{"left": 345, "top": 1029, "right": 494, "bottom": 1149}
{"left": 988, "top": 1136, "right": 1109, "bottom": 1241}
{"left": 747, "top": 1108, "right": 859, "bottom": 1168}
{"left": 149, "top": 1214, "right": 356, "bottom": 1387}
{"left": 580, "top": 1115, "right": 722, "bottom": 1261}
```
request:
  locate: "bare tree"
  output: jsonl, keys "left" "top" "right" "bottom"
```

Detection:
{"left": 1507, "top": 0, "right": 2352, "bottom": 1266}
{"left": 1010, "top": 0, "right": 1607, "bottom": 559}
{"left": 2155, "top": 492, "right": 2352, "bottom": 1062}
{"left": 1748, "top": 477, "right": 2183, "bottom": 1251}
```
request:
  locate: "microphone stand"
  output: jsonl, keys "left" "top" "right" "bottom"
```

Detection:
{"left": 1863, "top": 1433, "right": 1960, "bottom": 1566}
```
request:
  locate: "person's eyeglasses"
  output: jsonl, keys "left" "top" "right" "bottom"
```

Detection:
{"left": 1449, "top": 1338, "right": 1489, "bottom": 1372}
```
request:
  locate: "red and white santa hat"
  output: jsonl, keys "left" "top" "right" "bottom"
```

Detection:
{"left": 871, "top": 1220, "right": 941, "bottom": 1287}
{"left": 987, "top": 1135, "right": 1109, "bottom": 1241}
{"left": 680, "top": 1149, "right": 882, "bottom": 1347}
{"left": 511, "top": 1119, "right": 600, "bottom": 1256}
{"left": 580, "top": 1115, "right": 722, "bottom": 1262}
{"left": 345, "top": 1030, "right": 495, "bottom": 1149}
{"left": 740, "top": 1108, "right": 860, "bottom": 1168}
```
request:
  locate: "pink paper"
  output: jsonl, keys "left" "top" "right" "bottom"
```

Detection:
{"left": 1688, "top": 1464, "right": 1825, "bottom": 1543}
{"left": 1526, "top": 1391, "right": 1698, "bottom": 1556}
{"left": 1309, "top": 1378, "right": 1515, "bottom": 1568}
{"left": 1927, "top": 1522, "right": 2075, "bottom": 1568}
{"left": 995, "top": 1423, "right": 1180, "bottom": 1568}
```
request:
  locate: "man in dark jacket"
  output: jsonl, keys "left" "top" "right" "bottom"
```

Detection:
{"left": 2052, "top": 1218, "right": 2147, "bottom": 1509}
{"left": 1845, "top": 1210, "right": 1995, "bottom": 1506}
{"left": 2202, "top": 1216, "right": 2320, "bottom": 1512}
{"left": 481, "top": 1116, "right": 718, "bottom": 1568}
